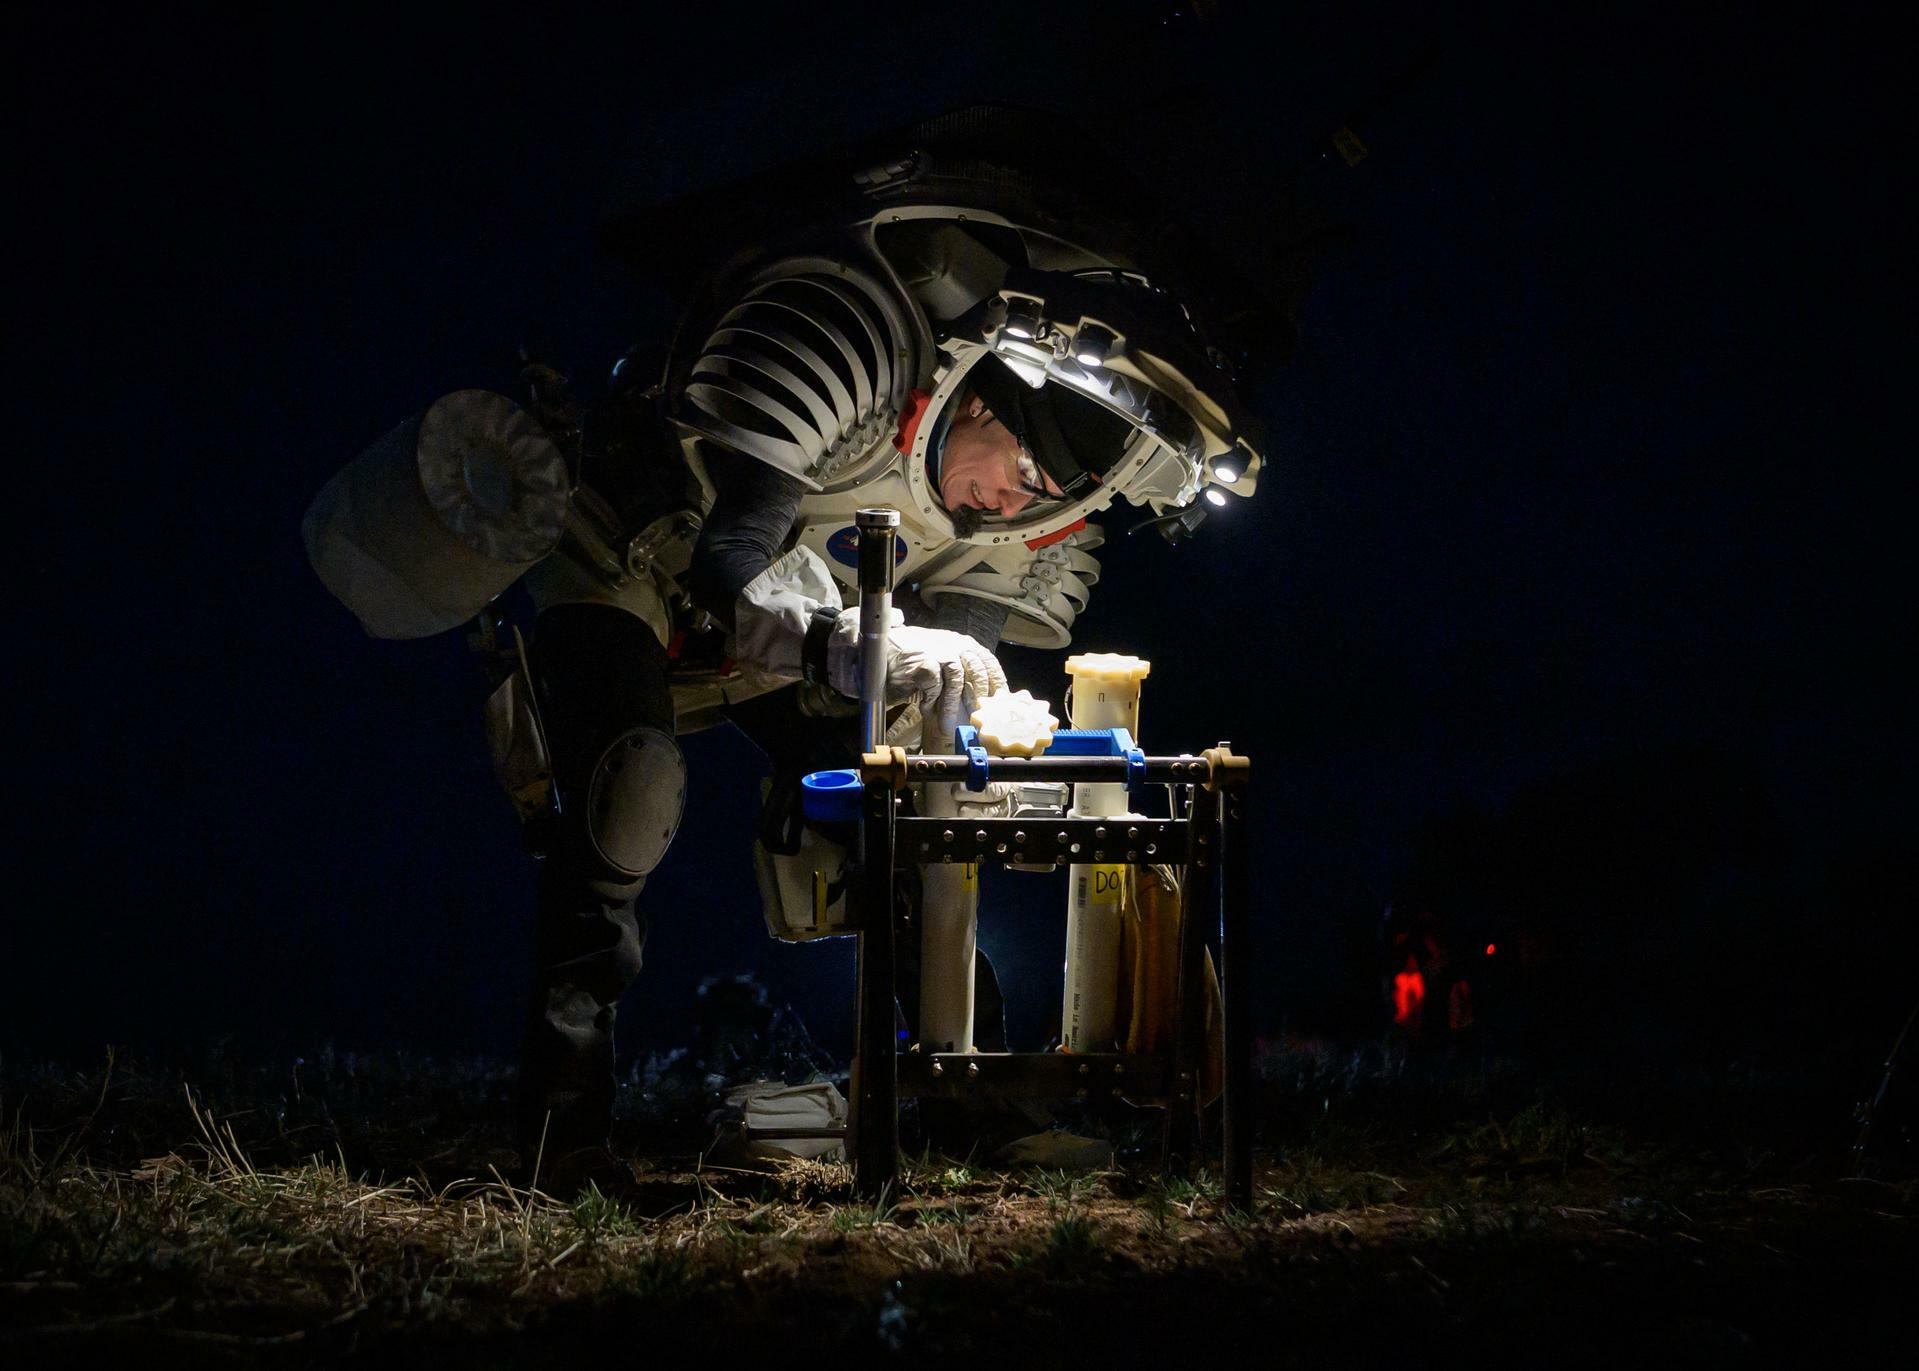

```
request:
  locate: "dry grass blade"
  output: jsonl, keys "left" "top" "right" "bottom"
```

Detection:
{"left": 3, "top": 1053, "right": 1911, "bottom": 1355}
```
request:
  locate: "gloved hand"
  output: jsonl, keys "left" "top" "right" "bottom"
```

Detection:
{"left": 828, "top": 608, "right": 1007, "bottom": 726}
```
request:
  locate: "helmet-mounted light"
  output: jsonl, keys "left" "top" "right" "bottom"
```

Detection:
{"left": 965, "top": 269, "right": 1255, "bottom": 472}
{"left": 998, "top": 294, "right": 1042, "bottom": 341}
{"left": 1072, "top": 323, "right": 1118, "bottom": 368}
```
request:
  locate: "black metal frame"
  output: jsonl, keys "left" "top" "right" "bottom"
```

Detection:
{"left": 847, "top": 746, "right": 1254, "bottom": 1208}
{"left": 822, "top": 508, "right": 1255, "bottom": 1207}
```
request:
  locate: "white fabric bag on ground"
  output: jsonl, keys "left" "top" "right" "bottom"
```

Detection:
{"left": 718, "top": 1080, "right": 848, "bottom": 1162}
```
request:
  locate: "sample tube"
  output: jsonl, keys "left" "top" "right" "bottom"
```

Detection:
{"left": 1059, "top": 653, "right": 1151, "bottom": 1051}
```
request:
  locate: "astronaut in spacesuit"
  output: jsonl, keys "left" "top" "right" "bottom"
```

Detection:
{"left": 303, "top": 113, "right": 1272, "bottom": 1179}
{"left": 512, "top": 377, "right": 1027, "bottom": 1168}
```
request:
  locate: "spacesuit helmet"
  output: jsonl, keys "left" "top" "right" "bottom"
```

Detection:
{"left": 619, "top": 106, "right": 1275, "bottom": 548}
{"left": 937, "top": 355, "right": 1130, "bottom": 518}
{"left": 907, "top": 257, "right": 1263, "bottom": 546}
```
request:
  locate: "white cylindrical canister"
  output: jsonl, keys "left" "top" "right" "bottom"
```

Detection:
{"left": 1059, "top": 653, "right": 1151, "bottom": 1051}
{"left": 917, "top": 772, "right": 979, "bottom": 1053}
{"left": 918, "top": 690, "right": 1061, "bottom": 1052}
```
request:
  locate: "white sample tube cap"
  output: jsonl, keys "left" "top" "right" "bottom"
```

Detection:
{"left": 1062, "top": 652, "right": 1152, "bottom": 687}
{"left": 969, "top": 689, "right": 1060, "bottom": 757}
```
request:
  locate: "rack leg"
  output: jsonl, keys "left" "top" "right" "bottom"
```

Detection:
{"left": 852, "top": 780, "right": 898, "bottom": 1198}
{"left": 1166, "top": 785, "right": 1219, "bottom": 1178}
{"left": 1220, "top": 781, "right": 1253, "bottom": 1211}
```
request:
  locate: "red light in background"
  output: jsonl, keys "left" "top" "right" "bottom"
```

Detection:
{"left": 1484, "top": 942, "right": 1497, "bottom": 957}
{"left": 1392, "top": 957, "right": 1425, "bottom": 1025}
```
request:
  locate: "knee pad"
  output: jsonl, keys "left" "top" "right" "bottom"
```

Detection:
{"left": 585, "top": 725, "right": 687, "bottom": 882}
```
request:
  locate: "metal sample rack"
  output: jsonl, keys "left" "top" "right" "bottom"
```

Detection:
{"left": 846, "top": 741, "right": 1255, "bottom": 1208}
{"left": 807, "top": 508, "right": 1255, "bottom": 1209}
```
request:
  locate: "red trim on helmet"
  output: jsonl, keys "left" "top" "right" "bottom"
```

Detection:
{"left": 893, "top": 387, "right": 934, "bottom": 454}
{"left": 1025, "top": 518, "right": 1085, "bottom": 550}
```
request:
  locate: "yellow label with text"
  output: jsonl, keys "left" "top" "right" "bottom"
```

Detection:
{"left": 1077, "top": 864, "right": 1125, "bottom": 907}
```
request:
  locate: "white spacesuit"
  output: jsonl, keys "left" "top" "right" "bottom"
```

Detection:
{"left": 303, "top": 108, "right": 1271, "bottom": 1168}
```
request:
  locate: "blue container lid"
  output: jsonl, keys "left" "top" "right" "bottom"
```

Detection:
{"left": 800, "top": 768, "right": 862, "bottom": 822}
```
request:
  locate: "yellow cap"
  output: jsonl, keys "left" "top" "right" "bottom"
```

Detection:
{"left": 969, "top": 689, "right": 1059, "bottom": 758}
{"left": 1063, "top": 652, "right": 1152, "bottom": 686}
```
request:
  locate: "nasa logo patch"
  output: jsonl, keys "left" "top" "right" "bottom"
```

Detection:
{"left": 825, "top": 526, "right": 907, "bottom": 568}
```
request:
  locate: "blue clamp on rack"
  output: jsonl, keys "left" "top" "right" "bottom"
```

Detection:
{"left": 801, "top": 768, "right": 862, "bottom": 822}
{"left": 1115, "top": 728, "right": 1149, "bottom": 794}
{"left": 953, "top": 725, "right": 992, "bottom": 792}
{"left": 818, "top": 728, "right": 1149, "bottom": 809}
{"left": 1003, "top": 727, "right": 1150, "bottom": 797}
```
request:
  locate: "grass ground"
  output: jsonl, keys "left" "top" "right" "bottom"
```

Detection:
{"left": 1, "top": 1046, "right": 1911, "bottom": 1366}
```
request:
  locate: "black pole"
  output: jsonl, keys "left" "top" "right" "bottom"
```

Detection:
{"left": 1220, "top": 774, "right": 1253, "bottom": 1211}
{"left": 851, "top": 508, "right": 899, "bottom": 1198}
{"left": 852, "top": 775, "right": 898, "bottom": 1197}
{"left": 1167, "top": 783, "right": 1219, "bottom": 1177}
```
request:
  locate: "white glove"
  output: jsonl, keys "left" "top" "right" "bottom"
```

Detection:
{"left": 828, "top": 610, "right": 1007, "bottom": 727}
{"left": 733, "top": 547, "right": 845, "bottom": 679}
{"left": 731, "top": 546, "right": 1007, "bottom": 729}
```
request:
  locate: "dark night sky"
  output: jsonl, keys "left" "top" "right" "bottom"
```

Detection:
{"left": 6, "top": 5, "right": 1909, "bottom": 1068}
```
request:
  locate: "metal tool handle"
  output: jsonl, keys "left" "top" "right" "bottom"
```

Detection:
{"left": 855, "top": 507, "right": 900, "bottom": 752}
{"left": 851, "top": 507, "right": 902, "bottom": 1199}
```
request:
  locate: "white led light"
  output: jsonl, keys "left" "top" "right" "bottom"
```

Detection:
{"left": 1072, "top": 324, "right": 1114, "bottom": 368}
{"left": 1001, "top": 300, "right": 1043, "bottom": 342}
{"left": 1204, "top": 487, "right": 1229, "bottom": 506}
{"left": 1211, "top": 459, "right": 1242, "bottom": 484}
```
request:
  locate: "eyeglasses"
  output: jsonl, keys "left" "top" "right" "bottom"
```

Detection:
{"left": 1013, "top": 449, "right": 1050, "bottom": 500}
{"left": 976, "top": 405, "right": 1051, "bottom": 503}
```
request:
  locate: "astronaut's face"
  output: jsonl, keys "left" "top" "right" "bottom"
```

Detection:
{"left": 938, "top": 393, "right": 1062, "bottom": 516}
